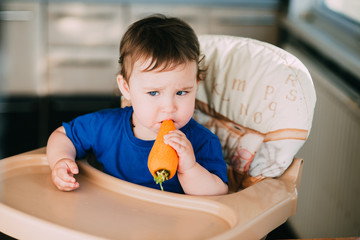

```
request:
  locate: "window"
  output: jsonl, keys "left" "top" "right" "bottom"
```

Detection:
{"left": 285, "top": 0, "right": 360, "bottom": 95}
{"left": 324, "top": 0, "right": 360, "bottom": 23}
{"left": 312, "top": 0, "right": 360, "bottom": 42}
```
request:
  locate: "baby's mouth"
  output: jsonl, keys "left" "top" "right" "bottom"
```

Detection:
{"left": 161, "top": 119, "right": 174, "bottom": 123}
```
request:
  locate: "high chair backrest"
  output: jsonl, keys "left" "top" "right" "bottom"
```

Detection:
{"left": 194, "top": 35, "right": 316, "bottom": 187}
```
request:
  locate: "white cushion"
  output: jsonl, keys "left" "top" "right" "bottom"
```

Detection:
{"left": 195, "top": 35, "right": 316, "bottom": 177}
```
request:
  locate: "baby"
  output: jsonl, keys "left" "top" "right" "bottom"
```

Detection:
{"left": 47, "top": 15, "right": 228, "bottom": 195}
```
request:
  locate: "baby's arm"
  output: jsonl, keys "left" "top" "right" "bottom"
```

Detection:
{"left": 47, "top": 126, "right": 79, "bottom": 191}
{"left": 164, "top": 130, "right": 228, "bottom": 195}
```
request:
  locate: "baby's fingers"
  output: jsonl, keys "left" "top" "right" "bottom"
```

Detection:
{"left": 164, "top": 130, "right": 185, "bottom": 144}
{"left": 164, "top": 130, "right": 192, "bottom": 153}
{"left": 64, "top": 160, "right": 79, "bottom": 175}
{"left": 164, "top": 130, "right": 196, "bottom": 173}
{"left": 53, "top": 174, "right": 79, "bottom": 191}
{"left": 55, "top": 165, "right": 76, "bottom": 182}
{"left": 52, "top": 160, "right": 79, "bottom": 191}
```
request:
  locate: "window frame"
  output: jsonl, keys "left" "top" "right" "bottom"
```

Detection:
{"left": 285, "top": 0, "right": 360, "bottom": 91}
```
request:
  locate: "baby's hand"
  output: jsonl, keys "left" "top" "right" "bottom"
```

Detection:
{"left": 163, "top": 130, "right": 196, "bottom": 174}
{"left": 51, "top": 158, "right": 79, "bottom": 191}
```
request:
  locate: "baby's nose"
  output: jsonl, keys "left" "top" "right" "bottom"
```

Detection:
{"left": 162, "top": 98, "right": 177, "bottom": 113}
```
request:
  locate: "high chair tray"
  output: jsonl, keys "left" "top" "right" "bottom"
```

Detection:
{"left": 0, "top": 148, "right": 302, "bottom": 240}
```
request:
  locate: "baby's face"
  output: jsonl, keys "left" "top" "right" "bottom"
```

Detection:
{"left": 125, "top": 59, "right": 198, "bottom": 140}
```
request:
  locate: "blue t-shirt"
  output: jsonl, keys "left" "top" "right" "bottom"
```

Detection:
{"left": 63, "top": 106, "right": 228, "bottom": 194}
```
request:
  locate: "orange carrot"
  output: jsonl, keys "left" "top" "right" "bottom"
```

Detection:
{"left": 148, "top": 120, "right": 179, "bottom": 191}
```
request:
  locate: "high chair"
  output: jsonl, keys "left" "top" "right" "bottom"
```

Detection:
{"left": 0, "top": 35, "right": 316, "bottom": 240}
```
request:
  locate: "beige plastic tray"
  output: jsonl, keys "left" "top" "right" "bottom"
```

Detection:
{"left": 0, "top": 148, "right": 302, "bottom": 240}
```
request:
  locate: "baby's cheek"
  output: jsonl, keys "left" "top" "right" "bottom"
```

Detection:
{"left": 134, "top": 105, "right": 157, "bottom": 122}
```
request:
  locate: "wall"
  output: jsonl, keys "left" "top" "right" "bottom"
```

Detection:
{"left": 285, "top": 43, "right": 360, "bottom": 238}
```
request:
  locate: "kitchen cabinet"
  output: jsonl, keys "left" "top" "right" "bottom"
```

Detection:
{"left": 46, "top": 95, "right": 120, "bottom": 136}
{"left": 1, "top": 1, "right": 282, "bottom": 96}
{"left": 0, "top": 1, "right": 46, "bottom": 95}
{"left": 208, "top": 7, "right": 279, "bottom": 44}
{"left": 0, "top": 1, "right": 45, "bottom": 158}
{"left": 128, "top": 4, "right": 210, "bottom": 35}
{"left": 0, "top": 95, "right": 120, "bottom": 159}
{"left": 129, "top": 3, "right": 279, "bottom": 43}
{"left": 46, "top": 1, "right": 281, "bottom": 95}
{"left": 1, "top": 0, "right": 282, "bottom": 157}
{"left": 47, "top": 2, "right": 127, "bottom": 94}
{"left": 0, "top": 97, "right": 41, "bottom": 158}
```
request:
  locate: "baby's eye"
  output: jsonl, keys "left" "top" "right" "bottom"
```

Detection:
{"left": 148, "top": 91, "right": 159, "bottom": 96}
{"left": 176, "top": 91, "right": 188, "bottom": 96}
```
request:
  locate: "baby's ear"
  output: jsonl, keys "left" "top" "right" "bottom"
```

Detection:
{"left": 117, "top": 75, "right": 131, "bottom": 100}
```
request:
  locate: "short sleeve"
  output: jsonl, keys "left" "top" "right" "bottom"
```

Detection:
{"left": 195, "top": 135, "right": 229, "bottom": 185}
{"left": 63, "top": 112, "right": 98, "bottom": 159}
{"left": 184, "top": 119, "right": 228, "bottom": 185}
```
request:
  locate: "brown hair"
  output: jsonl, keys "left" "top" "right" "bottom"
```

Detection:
{"left": 118, "top": 14, "right": 205, "bottom": 82}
